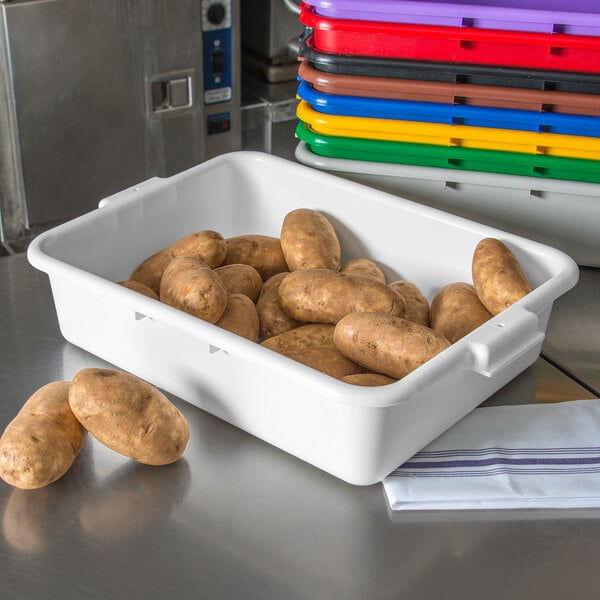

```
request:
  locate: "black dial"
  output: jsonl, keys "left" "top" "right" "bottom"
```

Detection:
{"left": 207, "top": 2, "right": 226, "bottom": 25}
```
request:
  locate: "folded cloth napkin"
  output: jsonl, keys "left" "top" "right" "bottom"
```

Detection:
{"left": 383, "top": 399, "right": 600, "bottom": 511}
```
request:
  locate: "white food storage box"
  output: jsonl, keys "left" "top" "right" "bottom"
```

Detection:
{"left": 295, "top": 141, "right": 600, "bottom": 268}
{"left": 27, "top": 151, "right": 578, "bottom": 485}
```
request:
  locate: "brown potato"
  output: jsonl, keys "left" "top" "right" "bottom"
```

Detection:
{"left": 69, "top": 368, "right": 189, "bottom": 465}
{"left": 340, "top": 373, "right": 397, "bottom": 386}
{"left": 222, "top": 234, "right": 288, "bottom": 280}
{"left": 168, "top": 230, "right": 227, "bottom": 268}
{"left": 129, "top": 249, "right": 173, "bottom": 296}
{"left": 214, "top": 263, "right": 263, "bottom": 302}
{"left": 284, "top": 346, "right": 362, "bottom": 379}
{"left": 256, "top": 272, "right": 301, "bottom": 340}
{"left": 129, "top": 230, "right": 227, "bottom": 295}
{"left": 277, "top": 269, "right": 405, "bottom": 325}
{"left": 333, "top": 313, "right": 451, "bottom": 380}
{"left": 261, "top": 323, "right": 360, "bottom": 378}
{"left": 280, "top": 208, "right": 341, "bottom": 271}
{"left": 215, "top": 293, "right": 260, "bottom": 341}
{"left": 431, "top": 282, "right": 493, "bottom": 344}
{"left": 340, "top": 258, "right": 386, "bottom": 283}
{"left": 118, "top": 280, "right": 160, "bottom": 300}
{"left": 261, "top": 323, "right": 335, "bottom": 353}
{"left": 0, "top": 382, "right": 87, "bottom": 489}
{"left": 472, "top": 237, "right": 533, "bottom": 315}
{"left": 159, "top": 256, "right": 227, "bottom": 324}
{"left": 388, "top": 280, "right": 430, "bottom": 327}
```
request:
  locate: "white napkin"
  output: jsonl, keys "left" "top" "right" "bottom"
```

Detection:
{"left": 383, "top": 399, "right": 600, "bottom": 511}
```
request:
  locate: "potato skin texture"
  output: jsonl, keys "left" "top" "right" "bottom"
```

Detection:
{"left": 341, "top": 373, "right": 397, "bottom": 386}
{"left": 118, "top": 280, "right": 160, "bottom": 300}
{"left": 431, "top": 282, "right": 493, "bottom": 344}
{"left": 388, "top": 280, "right": 430, "bottom": 327}
{"left": 215, "top": 293, "right": 260, "bottom": 341}
{"left": 160, "top": 256, "right": 227, "bottom": 324}
{"left": 168, "top": 230, "right": 226, "bottom": 268}
{"left": 256, "top": 272, "right": 300, "bottom": 340}
{"left": 129, "top": 230, "right": 226, "bottom": 295}
{"left": 277, "top": 269, "right": 405, "bottom": 325}
{"left": 261, "top": 323, "right": 335, "bottom": 353}
{"left": 69, "top": 369, "right": 189, "bottom": 465}
{"left": 0, "top": 382, "right": 87, "bottom": 490}
{"left": 333, "top": 313, "right": 451, "bottom": 380}
{"left": 214, "top": 264, "right": 263, "bottom": 303}
{"left": 340, "top": 258, "right": 386, "bottom": 283}
{"left": 284, "top": 347, "right": 362, "bottom": 379}
{"left": 280, "top": 208, "right": 341, "bottom": 271}
{"left": 261, "top": 324, "right": 360, "bottom": 378}
{"left": 223, "top": 235, "right": 288, "bottom": 280}
{"left": 472, "top": 238, "right": 533, "bottom": 315}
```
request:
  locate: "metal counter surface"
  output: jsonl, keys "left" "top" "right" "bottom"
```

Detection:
{"left": 1, "top": 253, "right": 599, "bottom": 600}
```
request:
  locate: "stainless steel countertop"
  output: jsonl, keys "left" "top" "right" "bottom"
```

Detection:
{"left": 1, "top": 251, "right": 599, "bottom": 600}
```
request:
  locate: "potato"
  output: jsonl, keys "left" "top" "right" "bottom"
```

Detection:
{"left": 280, "top": 208, "right": 341, "bottom": 271}
{"left": 129, "top": 230, "right": 226, "bottom": 295}
{"left": 472, "top": 237, "right": 533, "bottom": 315}
{"left": 256, "top": 272, "right": 301, "bottom": 340}
{"left": 333, "top": 313, "right": 451, "bottom": 380}
{"left": 261, "top": 323, "right": 360, "bottom": 378}
{"left": 277, "top": 269, "right": 405, "bottom": 325}
{"left": 340, "top": 258, "right": 386, "bottom": 283}
{"left": 214, "top": 263, "right": 263, "bottom": 302}
{"left": 118, "top": 280, "right": 160, "bottom": 300}
{"left": 68, "top": 368, "right": 189, "bottom": 465}
{"left": 168, "top": 230, "right": 227, "bottom": 268}
{"left": 388, "top": 280, "right": 430, "bottom": 327}
{"left": 284, "top": 346, "right": 362, "bottom": 379}
{"left": 431, "top": 282, "right": 493, "bottom": 343}
{"left": 0, "top": 382, "right": 87, "bottom": 490}
{"left": 129, "top": 249, "right": 173, "bottom": 296}
{"left": 222, "top": 234, "right": 288, "bottom": 280}
{"left": 159, "top": 256, "right": 227, "bottom": 323}
{"left": 261, "top": 323, "right": 335, "bottom": 353}
{"left": 215, "top": 293, "right": 260, "bottom": 341}
{"left": 340, "top": 373, "right": 397, "bottom": 386}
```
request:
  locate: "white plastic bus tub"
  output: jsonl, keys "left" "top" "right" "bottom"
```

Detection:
{"left": 27, "top": 151, "right": 579, "bottom": 486}
{"left": 296, "top": 141, "right": 600, "bottom": 268}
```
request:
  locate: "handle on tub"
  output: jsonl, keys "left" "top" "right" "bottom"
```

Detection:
{"left": 467, "top": 306, "right": 545, "bottom": 378}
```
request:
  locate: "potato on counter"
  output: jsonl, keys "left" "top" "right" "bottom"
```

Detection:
{"left": 0, "top": 382, "right": 87, "bottom": 490}
{"left": 333, "top": 313, "right": 450, "bottom": 380}
{"left": 431, "top": 282, "right": 493, "bottom": 344}
{"left": 472, "top": 238, "right": 533, "bottom": 315}
{"left": 277, "top": 269, "right": 405, "bottom": 325}
{"left": 280, "top": 208, "right": 341, "bottom": 271}
{"left": 68, "top": 369, "right": 189, "bottom": 466}
{"left": 160, "top": 256, "right": 228, "bottom": 324}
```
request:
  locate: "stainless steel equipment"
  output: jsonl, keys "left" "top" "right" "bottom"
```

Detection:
{"left": 241, "top": 0, "right": 303, "bottom": 82}
{"left": 0, "top": 0, "right": 241, "bottom": 245}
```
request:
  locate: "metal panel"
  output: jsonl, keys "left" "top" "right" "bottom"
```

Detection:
{"left": 0, "top": 0, "right": 241, "bottom": 242}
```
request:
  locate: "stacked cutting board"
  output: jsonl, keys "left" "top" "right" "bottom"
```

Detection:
{"left": 294, "top": 0, "right": 600, "bottom": 266}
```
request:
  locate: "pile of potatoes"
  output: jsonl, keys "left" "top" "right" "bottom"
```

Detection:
{"left": 0, "top": 369, "right": 190, "bottom": 490}
{"left": 119, "top": 208, "right": 533, "bottom": 385}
